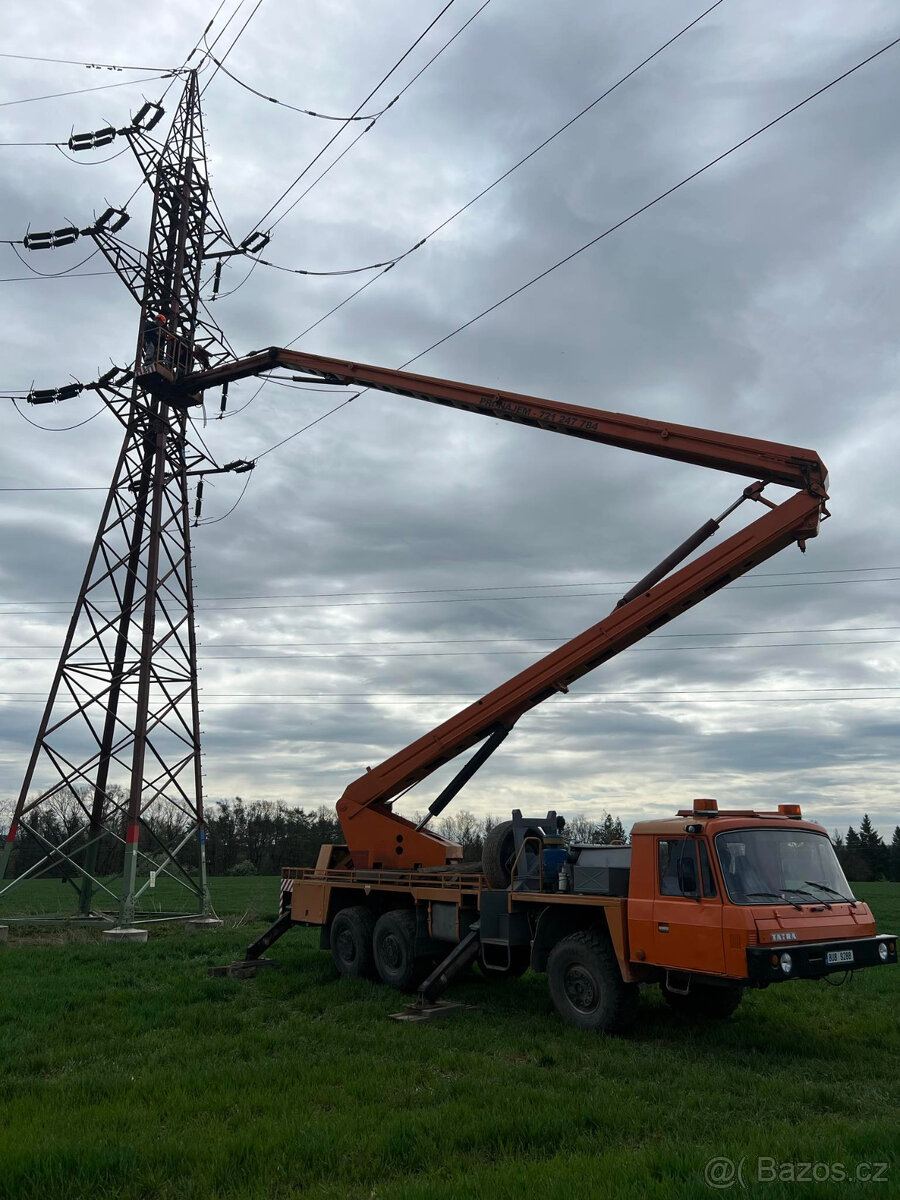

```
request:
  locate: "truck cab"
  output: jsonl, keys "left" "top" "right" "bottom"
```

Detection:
{"left": 625, "top": 799, "right": 893, "bottom": 991}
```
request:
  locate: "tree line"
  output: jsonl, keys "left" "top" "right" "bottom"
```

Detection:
{"left": 833, "top": 816, "right": 900, "bottom": 883}
{"left": 199, "top": 802, "right": 630, "bottom": 875}
{"left": 2, "top": 792, "right": 628, "bottom": 879}
{"left": 3, "top": 791, "right": 897, "bottom": 882}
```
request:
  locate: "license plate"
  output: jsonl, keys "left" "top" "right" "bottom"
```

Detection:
{"left": 826, "top": 949, "right": 854, "bottom": 965}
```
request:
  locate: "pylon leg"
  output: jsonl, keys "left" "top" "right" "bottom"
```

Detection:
{"left": 0, "top": 830, "right": 15, "bottom": 884}
{"left": 119, "top": 825, "right": 141, "bottom": 926}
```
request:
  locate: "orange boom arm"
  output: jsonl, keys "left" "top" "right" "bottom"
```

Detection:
{"left": 186, "top": 350, "right": 828, "bottom": 869}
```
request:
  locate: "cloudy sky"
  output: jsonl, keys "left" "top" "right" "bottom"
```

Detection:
{"left": 0, "top": 0, "right": 897, "bottom": 840}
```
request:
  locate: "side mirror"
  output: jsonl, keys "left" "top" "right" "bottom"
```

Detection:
{"left": 678, "top": 856, "right": 698, "bottom": 897}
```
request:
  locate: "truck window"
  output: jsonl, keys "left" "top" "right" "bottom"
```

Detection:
{"left": 715, "top": 828, "right": 854, "bottom": 905}
{"left": 658, "top": 839, "right": 698, "bottom": 896}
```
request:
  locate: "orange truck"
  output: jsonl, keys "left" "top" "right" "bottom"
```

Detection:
{"left": 268, "top": 799, "right": 895, "bottom": 1032}
{"left": 196, "top": 350, "right": 897, "bottom": 1030}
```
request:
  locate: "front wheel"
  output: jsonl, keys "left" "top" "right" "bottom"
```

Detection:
{"left": 547, "top": 929, "right": 637, "bottom": 1034}
{"left": 662, "top": 982, "right": 744, "bottom": 1020}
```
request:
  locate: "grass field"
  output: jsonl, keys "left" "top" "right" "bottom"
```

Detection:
{"left": 0, "top": 879, "right": 897, "bottom": 1200}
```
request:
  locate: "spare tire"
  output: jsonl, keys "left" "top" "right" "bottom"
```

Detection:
{"left": 482, "top": 821, "right": 516, "bottom": 889}
{"left": 482, "top": 820, "right": 544, "bottom": 889}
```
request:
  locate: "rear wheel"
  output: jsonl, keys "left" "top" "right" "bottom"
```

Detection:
{"left": 330, "top": 905, "right": 376, "bottom": 978}
{"left": 547, "top": 929, "right": 637, "bottom": 1034}
{"left": 373, "top": 909, "right": 431, "bottom": 991}
{"left": 662, "top": 982, "right": 744, "bottom": 1020}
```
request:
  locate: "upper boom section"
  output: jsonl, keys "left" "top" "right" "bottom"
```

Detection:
{"left": 186, "top": 348, "right": 828, "bottom": 496}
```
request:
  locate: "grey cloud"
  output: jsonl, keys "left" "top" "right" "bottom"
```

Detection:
{"left": 0, "top": 0, "right": 897, "bottom": 841}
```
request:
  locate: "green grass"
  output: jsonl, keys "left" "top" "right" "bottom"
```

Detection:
{"left": 0, "top": 880, "right": 897, "bottom": 1200}
{"left": 0, "top": 871, "right": 280, "bottom": 923}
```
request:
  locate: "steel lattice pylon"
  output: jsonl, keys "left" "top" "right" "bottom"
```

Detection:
{"left": 0, "top": 72, "right": 239, "bottom": 925}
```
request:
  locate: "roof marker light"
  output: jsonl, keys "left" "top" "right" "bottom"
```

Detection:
{"left": 693, "top": 798, "right": 718, "bottom": 816}
{"left": 778, "top": 804, "right": 802, "bottom": 817}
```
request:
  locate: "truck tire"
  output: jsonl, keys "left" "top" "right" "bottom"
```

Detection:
{"left": 662, "top": 982, "right": 744, "bottom": 1020}
{"left": 330, "top": 905, "right": 376, "bottom": 979}
{"left": 482, "top": 821, "right": 516, "bottom": 889}
{"left": 373, "top": 909, "right": 430, "bottom": 991}
{"left": 547, "top": 929, "right": 637, "bottom": 1034}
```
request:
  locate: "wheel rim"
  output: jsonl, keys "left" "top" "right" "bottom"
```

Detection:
{"left": 382, "top": 932, "right": 404, "bottom": 972}
{"left": 564, "top": 964, "right": 599, "bottom": 1012}
{"left": 335, "top": 927, "right": 356, "bottom": 964}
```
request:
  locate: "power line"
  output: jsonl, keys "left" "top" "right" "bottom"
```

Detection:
{"left": 0, "top": 566, "right": 895, "bottom": 600}
{"left": 284, "top": 0, "right": 724, "bottom": 346}
{"left": 1, "top": 639, "right": 898, "bottom": 660}
{"left": 203, "top": 4, "right": 490, "bottom": 304}
{"left": 200, "top": 0, "right": 267, "bottom": 96}
{"left": 3, "top": 685, "right": 898, "bottom": 698}
{"left": 0, "top": 71, "right": 179, "bottom": 109}
{"left": 194, "top": 577, "right": 900, "bottom": 608}
{"left": 251, "top": 394, "right": 358, "bottom": 460}
{"left": 155, "top": 0, "right": 232, "bottom": 108}
{"left": 248, "top": 0, "right": 460, "bottom": 235}
{"left": 0, "top": 576, "right": 897, "bottom": 615}
{"left": 53, "top": 143, "right": 132, "bottom": 167}
{"left": 243, "top": 246, "right": 419, "bottom": 279}
{"left": 1, "top": 696, "right": 895, "bottom": 707}
{"left": 399, "top": 32, "right": 900, "bottom": 370}
{"left": 3, "top": 625, "right": 899, "bottom": 650}
{"left": 0, "top": 270, "right": 115, "bottom": 283}
{"left": 257, "top": 0, "right": 493, "bottom": 237}
{"left": 0, "top": 139, "right": 63, "bottom": 147}
{"left": 134, "top": 624, "right": 900, "bottom": 646}
{"left": 9, "top": 244, "right": 101, "bottom": 278}
{"left": 192, "top": 0, "right": 239, "bottom": 64}
{"left": 195, "top": 469, "right": 254, "bottom": 526}
{"left": 202, "top": 50, "right": 385, "bottom": 119}
{"left": 0, "top": 52, "right": 185, "bottom": 71}
{"left": 11, "top": 400, "right": 104, "bottom": 432}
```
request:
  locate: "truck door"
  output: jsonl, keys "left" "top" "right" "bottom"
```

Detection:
{"left": 652, "top": 837, "right": 725, "bottom": 974}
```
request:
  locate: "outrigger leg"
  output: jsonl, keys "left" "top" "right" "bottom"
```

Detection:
{"left": 390, "top": 925, "right": 482, "bottom": 1022}
{"left": 208, "top": 909, "right": 292, "bottom": 979}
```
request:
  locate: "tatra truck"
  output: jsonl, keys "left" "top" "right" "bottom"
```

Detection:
{"left": 193, "top": 348, "right": 897, "bottom": 1031}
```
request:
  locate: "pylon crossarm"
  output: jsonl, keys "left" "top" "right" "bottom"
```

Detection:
{"left": 91, "top": 227, "right": 146, "bottom": 305}
{"left": 123, "top": 127, "right": 164, "bottom": 190}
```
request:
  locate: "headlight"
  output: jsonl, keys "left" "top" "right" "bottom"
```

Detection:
{"left": 878, "top": 941, "right": 889, "bottom": 962}
{"left": 779, "top": 952, "right": 793, "bottom": 975}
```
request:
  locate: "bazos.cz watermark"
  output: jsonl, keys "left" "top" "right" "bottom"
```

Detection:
{"left": 704, "top": 1156, "right": 890, "bottom": 1188}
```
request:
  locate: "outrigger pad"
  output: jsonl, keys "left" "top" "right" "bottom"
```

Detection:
{"left": 389, "top": 1000, "right": 479, "bottom": 1023}
{"left": 207, "top": 958, "right": 278, "bottom": 979}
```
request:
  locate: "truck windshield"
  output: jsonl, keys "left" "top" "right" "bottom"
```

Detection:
{"left": 714, "top": 829, "right": 855, "bottom": 906}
